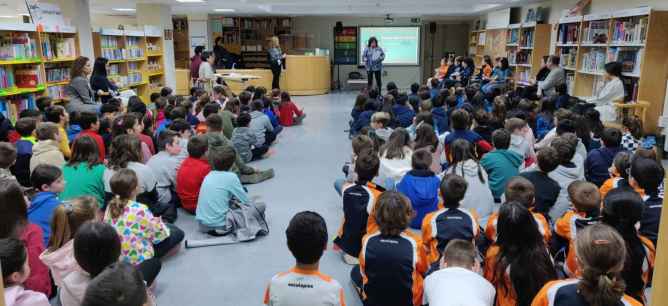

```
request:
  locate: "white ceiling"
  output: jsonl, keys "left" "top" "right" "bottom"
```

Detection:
{"left": 90, "top": 0, "right": 535, "bottom": 17}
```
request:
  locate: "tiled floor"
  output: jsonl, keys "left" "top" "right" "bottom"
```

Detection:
{"left": 156, "top": 92, "right": 363, "bottom": 306}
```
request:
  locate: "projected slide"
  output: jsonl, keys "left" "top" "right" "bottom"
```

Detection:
{"left": 359, "top": 27, "right": 421, "bottom": 66}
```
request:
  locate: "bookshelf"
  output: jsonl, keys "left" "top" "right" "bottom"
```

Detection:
{"left": 563, "top": 7, "right": 668, "bottom": 131}
{"left": 556, "top": 16, "right": 583, "bottom": 95}
{"left": 93, "top": 26, "right": 165, "bottom": 103}
{"left": 509, "top": 23, "right": 550, "bottom": 87}
{"left": 0, "top": 23, "right": 80, "bottom": 122}
{"left": 468, "top": 30, "right": 486, "bottom": 68}
{"left": 210, "top": 16, "right": 292, "bottom": 68}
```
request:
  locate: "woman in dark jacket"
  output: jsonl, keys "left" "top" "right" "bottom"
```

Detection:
{"left": 90, "top": 57, "right": 118, "bottom": 103}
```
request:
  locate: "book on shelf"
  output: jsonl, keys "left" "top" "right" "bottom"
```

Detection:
{"left": 559, "top": 49, "right": 577, "bottom": 68}
{"left": 0, "top": 94, "right": 36, "bottom": 123}
{"left": 622, "top": 77, "right": 639, "bottom": 102}
{"left": 611, "top": 17, "right": 648, "bottom": 44}
{"left": 582, "top": 20, "right": 609, "bottom": 44}
{"left": 0, "top": 67, "right": 15, "bottom": 90}
{"left": 222, "top": 17, "right": 236, "bottom": 27}
{"left": 45, "top": 67, "right": 70, "bottom": 83}
{"left": 0, "top": 33, "right": 37, "bottom": 60}
{"left": 607, "top": 47, "right": 643, "bottom": 75}
{"left": 507, "top": 29, "right": 519, "bottom": 44}
{"left": 558, "top": 23, "right": 579, "bottom": 44}
{"left": 566, "top": 72, "right": 575, "bottom": 95}
{"left": 47, "top": 85, "right": 67, "bottom": 100}
{"left": 581, "top": 49, "right": 607, "bottom": 73}
{"left": 14, "top": 68, "right": 41, "bottom": 88}
{"left": 41, "top": 37, "right": 76, "bottom": 59}
{"left": 100, "top": 36, "right": 119, "bottom": 49}
{"left": 520, "top": 29, "right": 534, "bottom": 47}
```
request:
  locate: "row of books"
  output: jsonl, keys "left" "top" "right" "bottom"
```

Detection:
{"left": 566, "top": 72, "right": 575, "bottom": 95}
{"left": 149, "top": 79, "right": 163, "bottom": 90}
{"left": 519, "top": 29, "right": 534, "bottom": 47}
{"left": 607, "top": 47, "right": 643, "bottom": 75}
{"left": 126, "top": 37, "right": 141, "bottom": 48}
{"left": 147, "top": 59, "right": 161, "bottom": 72}
{"left": 580, "top": 49, "right": 607, "bottom": 73}
{"left": 100, "top": 48, "right": 145, "bottom": 60}
{"left": 46, "top": 85, "right": 66, "bottom": 100}
{"left": 0, "top": 94, "right": 36, "bottom": 123}
{"left": 108, "top": 64, "right": 121, "bottom": 76}
{"left": 41, "top": 37, "right": 76, "bottom": 60}
{"left": 517, "top": 70, "right": 531, "bottom": 83}
{"left": 240, "top": 18, "right": 291, "bottom": 30}
{"left": 126, "top": 47, "right": 144, "bottom": 59}
{"left": 508, "top": 50, "right": 531, "bottom": 65}
{"left": 109, "top": 72, "right": 142, "bottom": 88}
{"left": 611, "top": 17, "right": 648, "bottom": 44}
{"left": 507, "top": 29, "right": 519, "bottom": 45}
{"left": 146, "top": 42, "right": 160, "bottom": 53}
{"left": 128, "top": 62, "right": 140, "bottom": 72}
{"left": 0, "top": 67, "right": 15, "bottom": 89}
{"left": 99, "top": 36, "right": 120, "bottom": 49}
{"left": 559, "top": 49, "right": 577, "bottom": 69}
{"left": 582, "top": 20, "right": 608, "bottom": 44}
{"left": 45, "top": 67, "right": 70, "bottom": 83}
{"left": 557, "top": 23, "right": 579, "bottom": 45}
{"left": 0, "top": 33, "right": 37, "bottom": 60}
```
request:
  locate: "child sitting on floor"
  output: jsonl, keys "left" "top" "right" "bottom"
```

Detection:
{"left": 30, "top": 122, "right": 65, "bottom": 173}
{"left": 397, "top": 149, "right": 440, "bottom": 230}
{"left": 631, "top": 156, "right": 665, "bottom": 246}
{"left": 370, "top": 111, "right": 393, "bottom": 144}
{"left": 377, "top": 128, "right": 413, "bottom": 189}
{"left": 12, "top": 118, "right": 37, "bottom": 186}
{"left": 81, "top": 262, "right": 153, "bottom": 306}
{"left": 519, "top": 147, "right": 561, "bottom": 219}
{"left": 480, "top": 129, "right": 523, "bottom": 201}
{"left": 232, "top": 112, "right": 265, "bottom": 163}
{"left": 176, "top": 136, "right": 211, "bottom": 214}
{"left": 146, "top": 130, "right": 183, "bottom": 220}
{"left": 278, "top": 92, "right": 306, "bottom": 127}
{"left": 352, "top": 191, "right": 428, "bottom": 306}
{"left": 28, "top": 164, "right": 65, "bottom": 246}
{"left": 554, "top": 180, "right": 600, "bottom": 278}
{"left": 0, "top": 238, "right": 50, "bottom": 306}
{"left": 196, "top": 146, "right": 265, "bottom": 235}
{"left": 264, "top": 211, "right": 344, "bottom": 306}
{"left": 60, "top": 221, "right": 122, "bottom": 306}
{"left": 444, "top": 109, "right": 492, "bottom": 157}
{"left": 333, "top": 134, "right": 375, "bottom": 196}
{"left": 585, "top": 127, "right": 625, "bottom": 187}
{"left": 422, "top": 174, "right": 479, "bottom": 266}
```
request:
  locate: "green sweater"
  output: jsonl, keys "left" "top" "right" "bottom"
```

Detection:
{"left": 60, "top": 162, "right": 106, "bottom": 207}
{"left": 480, "top": 149, "right": 523, "bottom": 199}
{"left": 221, "top": 110, "right": 236, "bottom": 140}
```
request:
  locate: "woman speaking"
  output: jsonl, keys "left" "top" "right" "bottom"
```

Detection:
{"left": 268, "top": 36, "right": 286, "bottom": 90}
{"left": 362, "top": 36, "right": 385, "bottom": 91}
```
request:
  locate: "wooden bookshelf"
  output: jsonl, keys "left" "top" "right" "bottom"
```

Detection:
{"left": 468, "top": 29, "right": 486, "bottom": 68}
{"left": 556, "top": 7, "right": 668, "bottom": 132}
{"left": 511, "top": 23, "right": 551, "bottom": 87}
{"left": 0, "top": 23, "right": 79, "bottom": 122}
{"left": 555, "top": 15, "right": 583, "bottom": 96}
{"left": 93, "top": 26, "right": 165, "bottom": 103}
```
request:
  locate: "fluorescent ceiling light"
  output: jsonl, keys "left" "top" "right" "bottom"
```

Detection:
{"left": 0, "top": 15, "right": 16, "bottom": 18}
{"left": 176, "top": 0, "right": 205, "bottom": 3}
{"left": 473, "top": 4, "right": 501, "bottom": 11}
{"left": 113, "top": 8, "right": 136, "bottom": 12}
{"left": 214, "top": 8, "right": 235, "bottom": 12}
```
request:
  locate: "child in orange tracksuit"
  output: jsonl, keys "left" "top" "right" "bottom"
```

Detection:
{"left": 485, "top": 176, "right": 551, "bottom": 244}
{"left": 352, "top": 191, "right": 428, "bottom": 306}
{"left": 421, "top": 174, "right": 479, "bottom": 266}
{"left": 333, "top": 153, "right": 385, "bottom": 265}
{"left": 599, "top": 151, "right": 643, "bottom": 199}
{"left": 554, "top": 180, "right": 600, "bottom": 277}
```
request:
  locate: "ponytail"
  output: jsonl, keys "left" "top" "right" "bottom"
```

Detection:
{"left": 579, "top": 268, "right": 625, "bottom": 306}
{"left": 108, "top": 195, "right": 128, "bottom": 219}
{"left": 47, "top": 197, "right": 98, "bottom": 252}
{"left": 108, "top": 169, "right": 139, "bottom": 219}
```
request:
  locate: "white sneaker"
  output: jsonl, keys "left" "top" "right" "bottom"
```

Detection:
{"left": 342, "top": 253, "right": 359, "bottom": 265}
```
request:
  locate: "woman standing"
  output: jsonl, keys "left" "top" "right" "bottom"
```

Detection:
{"left": 190, "top": 46, "right": 204, "bottom": 84}
{"left": 198, "top": 51, "right": 217, "bottom": 92}
{"left": 267, "top": 36, "right": 286, "bottom": 90}
{"left": 90, "top": 57, "right": 118, "bottom": 104}
{"left": 362, "top": 36, "right": 385, "bottom": 91}
{"left": 65, "top": 56, "right": 100, "bottom": 114}
{"left": 589, "top": 62, "right": 625, "bottom": 122}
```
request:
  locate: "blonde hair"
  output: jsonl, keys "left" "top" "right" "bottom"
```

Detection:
{"left": 47, "top": 196, "right": 98, "bottom": 252}
{"left": 270, "top": 36, "right": 280, "bottom": 48}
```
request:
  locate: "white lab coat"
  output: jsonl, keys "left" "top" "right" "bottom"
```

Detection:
{"left": 589, "top": 77, "right": 625, "bottom": 122}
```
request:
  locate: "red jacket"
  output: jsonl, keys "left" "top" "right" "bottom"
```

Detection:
{"left": 176, "top": 157, "right": 211, "bottom": 213}
{"left": 278, "top": 101, "right": 303, "bottom": 127}
{"left": 21, "top": 223, "right": 52, "bottom": 297}
{"left": 77, "top": 129, "right": 106, "bottom": 161}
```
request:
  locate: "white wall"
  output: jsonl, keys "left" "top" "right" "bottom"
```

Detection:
{"left": 89, "top": 14, "right": 137, "bottom": 29}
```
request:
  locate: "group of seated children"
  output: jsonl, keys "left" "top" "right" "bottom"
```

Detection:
{"left": 0, "top": 83, "right": 304, "bottom": 306}
{"left": 329, "top": 69, "right": 663, "bottom": 306}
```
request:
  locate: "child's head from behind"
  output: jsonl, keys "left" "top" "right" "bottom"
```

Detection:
{"left": 370, "top": 112, "right": 390, "bottom": 129}
{"left": 31, "top": 164, "right": 64, "bottom": 192}
{"left": 355, "top": 151, "right": 380, "bottom": 182}
{"left": 414, "top": 123, "right": 437, "bottom": 152}
{"left": 610, "top": 151, "right": 631, "bottom": 179}
{"left": 451, "top": 109, "right": 470, "bottom": 130}
{"left": 441, "top": 239, "right": 477, "bottom": 271}
{"left": 0, "top": 238, "right": 29, "bottom": 287}
{"left": 81, "top": 262, "right": 148, "bottom": 306}
{"left": 504, "top": 117, "right": 526, "bottom": 134}
{"left": 187, "top": 135, "right": 208, "bottom": 159}
{"left": 440, "top": 174, "right": 467, "bottom": 208}
{"left": 567, "top": 181, "right": 600, "bottom": 214}
{"left": 411, "top": 148, "right": 432, "bottom": 171}
{"left": 415, "top": 111, "right": 433, "bottom": 126}
{"left": 236, "top": 112, "right": 251, "bottom": 128}
{"left": 15, "top": 117, "right": 37, "bottom": 137}
{"left": 36, "top": 122, "right": 60, "bottom": 141}
{"left": 352, "top": 134, "right": 374, "bottom": 157}
{"left": 622, "top": 116, "right": 643, "bottom": 139}
{"left": 536, "top": 147, "right": 560, "bottom": 173}
{"left": 602, "top": 188, "right": 643, "bottom": 231}
{"left": 381, "top": 128, "right": 410, "bottom": 159}
{"left": 74, "top": 221, "right": 121, "bottom": 278}
{"left": 491, "top": 129, "right": 511, "bottom": 150}
{"left": 630, "top": 156, "right": 664, "bottom": 193}
{"left": 202, "top": 103, "right": 221, "bottom": 119}
{"left": 79, "top": 112, "right": 100, "bottom": 131}
{"left": 0, "top": 142, "right": 16, "bottom": 169}
{"left": 286, "top": 211, "right": 327, "bottom": 265}
{"left": 0, "top": 179, "right": 28, "bottom": 238}
{"left": 551, "top": 134, "right": 576, "bottom": 165}
{"left": 45, "top": 105, "right": 67, "bottom": 125}
{"left": 601, "top": 128, "right": 622, "bottom": 148}
{"left": 108, "top": 169, "right": 139, "bottom": 219}
{"left": 48, "top": 196, "right": 98, "bottom": 252}
{"left": 206, "top": 113, "right": 224, "bottom": 133}
{"left": 374, "top": 191, "right": 413, "bottom": 236}
{"left": 209, "top": 146, "right": 236, "bottom": 172}
{"left": 496, "top": 201, "right": 542, "bottom": 247}
{"left": 504, "top": 176, "right": 535, "bottom": 209}
{"left": 574, "top": 224, "right": 626, "bottom": 306}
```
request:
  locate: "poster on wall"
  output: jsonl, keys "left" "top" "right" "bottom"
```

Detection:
{"left": 25, "top": 0, "right": 67, "bottom": 32}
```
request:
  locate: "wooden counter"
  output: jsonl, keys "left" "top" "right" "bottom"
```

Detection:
{"left": 214, "top": 55, "right": 330, "bottom": 96}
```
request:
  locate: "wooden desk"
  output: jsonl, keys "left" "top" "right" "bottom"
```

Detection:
{"left": 284, "top": 55, "right": 330, "bottom": 95}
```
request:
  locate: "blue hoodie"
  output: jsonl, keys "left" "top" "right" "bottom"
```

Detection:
{"left": 263, "top": 108, "right": 281, "bottom": 128}
{"left": 352, "top": 110, "right": 374, "bottom": 135}
{"left": 27, "top": 191, "right": 62, "bottom": 246}
{"left": 67, "top": 124, "right": 82, "bottom": 142}
{"left": 431, "top": 107, "right": 449, "bottom": 135}
{"left": 585, "top": 146, "right": 625, "bottom": 187}
{"left": 397, "top": 169, "right": 440, "bottom": 229}
{"left": 393, "top": 104, "right": 415, "bottom": 128}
